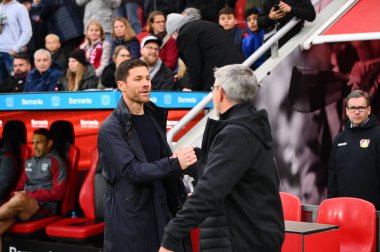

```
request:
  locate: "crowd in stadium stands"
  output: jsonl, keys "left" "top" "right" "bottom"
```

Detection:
{"left": 0, "top": 0, "right": 315, "bottom": 92}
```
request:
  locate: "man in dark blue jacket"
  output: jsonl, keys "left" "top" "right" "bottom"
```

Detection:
{"left": 328, "top": 90, "right": 380, "bottom": 209}
{"left": 160, "top": 64, "right": 285, "bottom": 252}
{"left": 23, "top": 49, "right": 61, "bottom": 92}
{"left": 98, "top": 58, "right": 196, "bottom": 252}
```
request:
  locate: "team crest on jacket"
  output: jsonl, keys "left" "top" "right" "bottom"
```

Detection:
{"left": 360, "top": 139, "right": 370, "bottom": 148}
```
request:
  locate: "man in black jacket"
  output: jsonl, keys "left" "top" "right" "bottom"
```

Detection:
{"left": 98, "top": 59, "right": 196, "bottom": 252}
{"left": 328, "top": 90, "right": 380, "bottom": 209}
{"left": 160, "top": 64, "right": 285, "bottom": 252}
{"left": 166, "top": 13, "right": 245, "bottom": 91}
{"left": 0, "top": 53, "right": 31, "bottom": 92}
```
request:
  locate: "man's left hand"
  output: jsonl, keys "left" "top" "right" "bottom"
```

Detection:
{"left": 159, "top": 246, "right": 173, "bottom": 252}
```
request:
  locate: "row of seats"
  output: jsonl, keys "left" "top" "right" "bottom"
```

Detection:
{"left": 280, "top": 192, "right": 376, "bottom": 252}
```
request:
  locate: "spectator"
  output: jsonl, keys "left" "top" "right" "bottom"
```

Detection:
{"left": 98, "top": 58, "right": 195, "bottom": 252}
{"left": 80, "top": 20, "right": 112, "bottom": 78}
{"left": 218, "top": 7, "right": 244, "bottom": 50}
{"left": 0, "top": 53, "right": 31, "bottom": 92}
{"left": 140, "top": 36, "right": 175, "bottom": 90}
{"left": 159, "top": 64, "right": 285, "bottom": 252}
{"left": 166, "top": 13, "right": 244, "bottom": 91}
{"left": 258, "top": 0, "right": 316, "bottom": 47}
{"left": 0, "top": 138, "right": 18, "bottom": 205}
{"left": 45, "top": 34, "right": 67, "bottom": 70}
{"left": 39, "top": 0, "right": 84, "bottom": 56}
{"left": 242, "top": 7, "right": 265, "bottom": 70}
{"left": 24, "top": 49, "right": 62, "bottom": 92}
{"left": 328, "top": 90, "right": 380, "bottom": 209}
{"left": 0, "top": 0, "right": 32, "bottom": 84}
{"left": 145, "top": 11, "right": 178, "bottom": 71}
{"left": 27, "top": 0, "right": 48, "bottom": 54}
{"left": 101, "top": 45, "right": 131, "bottom": 89}
{"left": 115, "top": 0, "right": 142, "bottom": 34}
{"left": 185, "top": 0, "right": 237, "bottom": 22}
{"left": 76, "top": 0, "right": 121, "bottom": 42}
{"left": 0, "top": 128, "right": 67, "bottom": 244}
{"left": 181, "top": 7, "right": 201, "bottom": 19}
{"left": 111, "top": 17, "right": 140, "bottom": 59}
{"left": 57, "top": 49, "right": 99, "bottom": 91}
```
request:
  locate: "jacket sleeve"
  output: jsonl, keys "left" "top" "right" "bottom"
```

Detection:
{"left": 128, "top": 39, "right": 141, "bottom": 59}
{"left": 257, "top": 0, "right": 275, "bottom": 29}
{"left": 76, "top": 0, "right": 91, "bottom": 6}
{"left": 327, "top": 136, "right": 338, "bottom": 198}
{"left": 161, "top": 126, "right": 256, "bottom": 250}
{"left": 160, "top": 38, "right": 178, "bottom": 71}
{"left": 13, "top": 6, "right": 32, "bottom": 52}
{"left": 27, "top": 157, "right": 67, "bottom": 202}
{"left": 98, "top": 123, "right": 183, "bottom": 185}
{"left": 290, "top": 0, "right": 316, "bottom": 22}
{"left": 23, "top": 73, "right": 33, "bottom": 92}
{"left": 47, "top": 70, "right": 62, "bottom": 91}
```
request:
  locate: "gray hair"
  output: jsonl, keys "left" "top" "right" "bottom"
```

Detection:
{"left": 346, "top": 89, "right": 370, "bottom": 106}
{"left": 182, "top": 7, "right": 202, "bottom": 19}
{"left": 214, "top": 64, "right": 258, "bottom": 104}
{"left": 34, "top": 48, "right": 52, "bottom": 60}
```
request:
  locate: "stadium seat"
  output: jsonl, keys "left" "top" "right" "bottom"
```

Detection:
{"left": 279, "top": 192, "right": 302, "bottom": 221}
{"left": 46, "top": 147, "right": 105, "bottom": 242}
{"left": 317, "top": 197, "right": 376, "bottom": 252}
{"left": 2, "top": 120, "right": 27, "bottom": 169}
{"left": 7, "top": 121, "right": 79, "bottom": 236}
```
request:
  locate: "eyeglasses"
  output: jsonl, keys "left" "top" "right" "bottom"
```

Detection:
{"left": 145, "top": 46, "right": 159, "bottom": 52}
{"left": 347, "top": 106, "right": 368, "bottom": 112}
{"left": 210, "top": 85, "right": 219, "bottom": 93}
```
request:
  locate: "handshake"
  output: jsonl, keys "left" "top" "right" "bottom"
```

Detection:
{"left": 172, "top": 146, "right": 198, "bottom": 170}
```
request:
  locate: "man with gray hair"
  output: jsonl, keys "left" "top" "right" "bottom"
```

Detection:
{"left": 24, "top": 48, "right": 62, "bottom": 92}
{"left": 160, "top": 64, "right": 285, "bottom": 252}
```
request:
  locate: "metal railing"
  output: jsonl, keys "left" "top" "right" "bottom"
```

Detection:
{"left": 167, "top": 17, "right": 301, "bottom": 147}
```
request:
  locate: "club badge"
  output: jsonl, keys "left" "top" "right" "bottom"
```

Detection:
{"left": 360, "top": 139, "right": 370, "bottom": 148}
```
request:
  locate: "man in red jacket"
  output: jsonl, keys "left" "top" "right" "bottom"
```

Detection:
{"left": 0, "top": 128, "right": 67, "bottom": 239}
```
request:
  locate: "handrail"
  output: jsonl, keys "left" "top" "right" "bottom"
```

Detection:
{"left": 166, "top": 17, "right": 302, "bottom": 147}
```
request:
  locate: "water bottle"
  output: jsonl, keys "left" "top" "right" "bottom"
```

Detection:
{"left": 71, "top": 211, "right": 77, "bottom": 218}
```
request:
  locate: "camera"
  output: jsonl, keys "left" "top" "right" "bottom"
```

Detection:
{"left": 273, "top": 4, "right": 280, "bottom": 11}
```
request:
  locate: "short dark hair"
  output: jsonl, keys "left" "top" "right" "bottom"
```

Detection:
{"left": 218, "top": 7, "right": 235, "bottom": 17}
{"left": 14, "top": 53, "right": 30, "bottom": 64}
{"left": 33, "top": 128, "right": 51, "bottom": 141}
{"left": 245, "top": 7, "right": 261, "bottom": 19}
{"left": 115, "top": 58, "right": 149, "bottom": 83}
{"left": 346, "top": 90, "right": 370, "bottom": 106}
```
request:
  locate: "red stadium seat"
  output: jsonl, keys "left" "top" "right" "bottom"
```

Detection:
{"left": 46, "top": 147, "right": 105, "bottom": 242}
{"left": 317, "top": 197, "right": 376, "bottom": 252}
{"left": 279, "top": 192, "right": 302, "bottom": 221}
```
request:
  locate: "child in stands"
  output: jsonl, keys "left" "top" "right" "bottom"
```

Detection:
{"left": 45, "top": 34, "right": 67, "bottom": 70}
{"left": 218, "top": 7, "right": 245, "bottom": 51}
{"left": 242, "top": 7, "right": 266, "bottom": 70}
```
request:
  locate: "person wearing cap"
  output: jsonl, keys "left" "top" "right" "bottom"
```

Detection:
{"left": 166, "top": 13, "right": 244, "bottom": 91}
{"left": 57, "top": 49, "right": 99, "bottom": 91}
{"left": 140, "top": 35, "right": 175, "bottom": 90}
{"left": 24, "top": 49, "right": 62, "bottom": 92}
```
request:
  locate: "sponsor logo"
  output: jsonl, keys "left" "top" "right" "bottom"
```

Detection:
{"left": 21, "top": 98, "right": 43, "bottom": 105}
{"left": 360, "top": 139, "right": 370, "bottom": 148}
{"left": 100, "top": 95, "right": 111, "bottom": 106}
{"left": 337, "top": 142, "right": 347, "bottom": 146}
{"left": 166, "top": 120, "right": 178, "bottom": 129}
{"left": 41, "top": 163, "right": 48, "bottom": 171}
{"left": 178, "top": 96, "right": 197, "bottom": 103}
{"left": 9, "top": 246, "right": 31, "bottom": 252}
{"left": 80, "top": 119, "right": 99, "bottom": 128}
{"left": 5, "top": 97, "right": 14, "bottom": 107}
{"left": 27, "top": 162, "right": 32, "bottom": 168}
{"left": 68, "top": 97, "right": 92, "bottom": 104}
{"left": 31, "top": 119, "right": 48, "bottom": 128}
{"left": 51, "top": 96, "right": 61, "bottom": 107}
{"left": 163, "top": 94, "right": 172, "bottom": 105}
{"left": 150, "top": 97, "right": 157, "bottom": 103}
